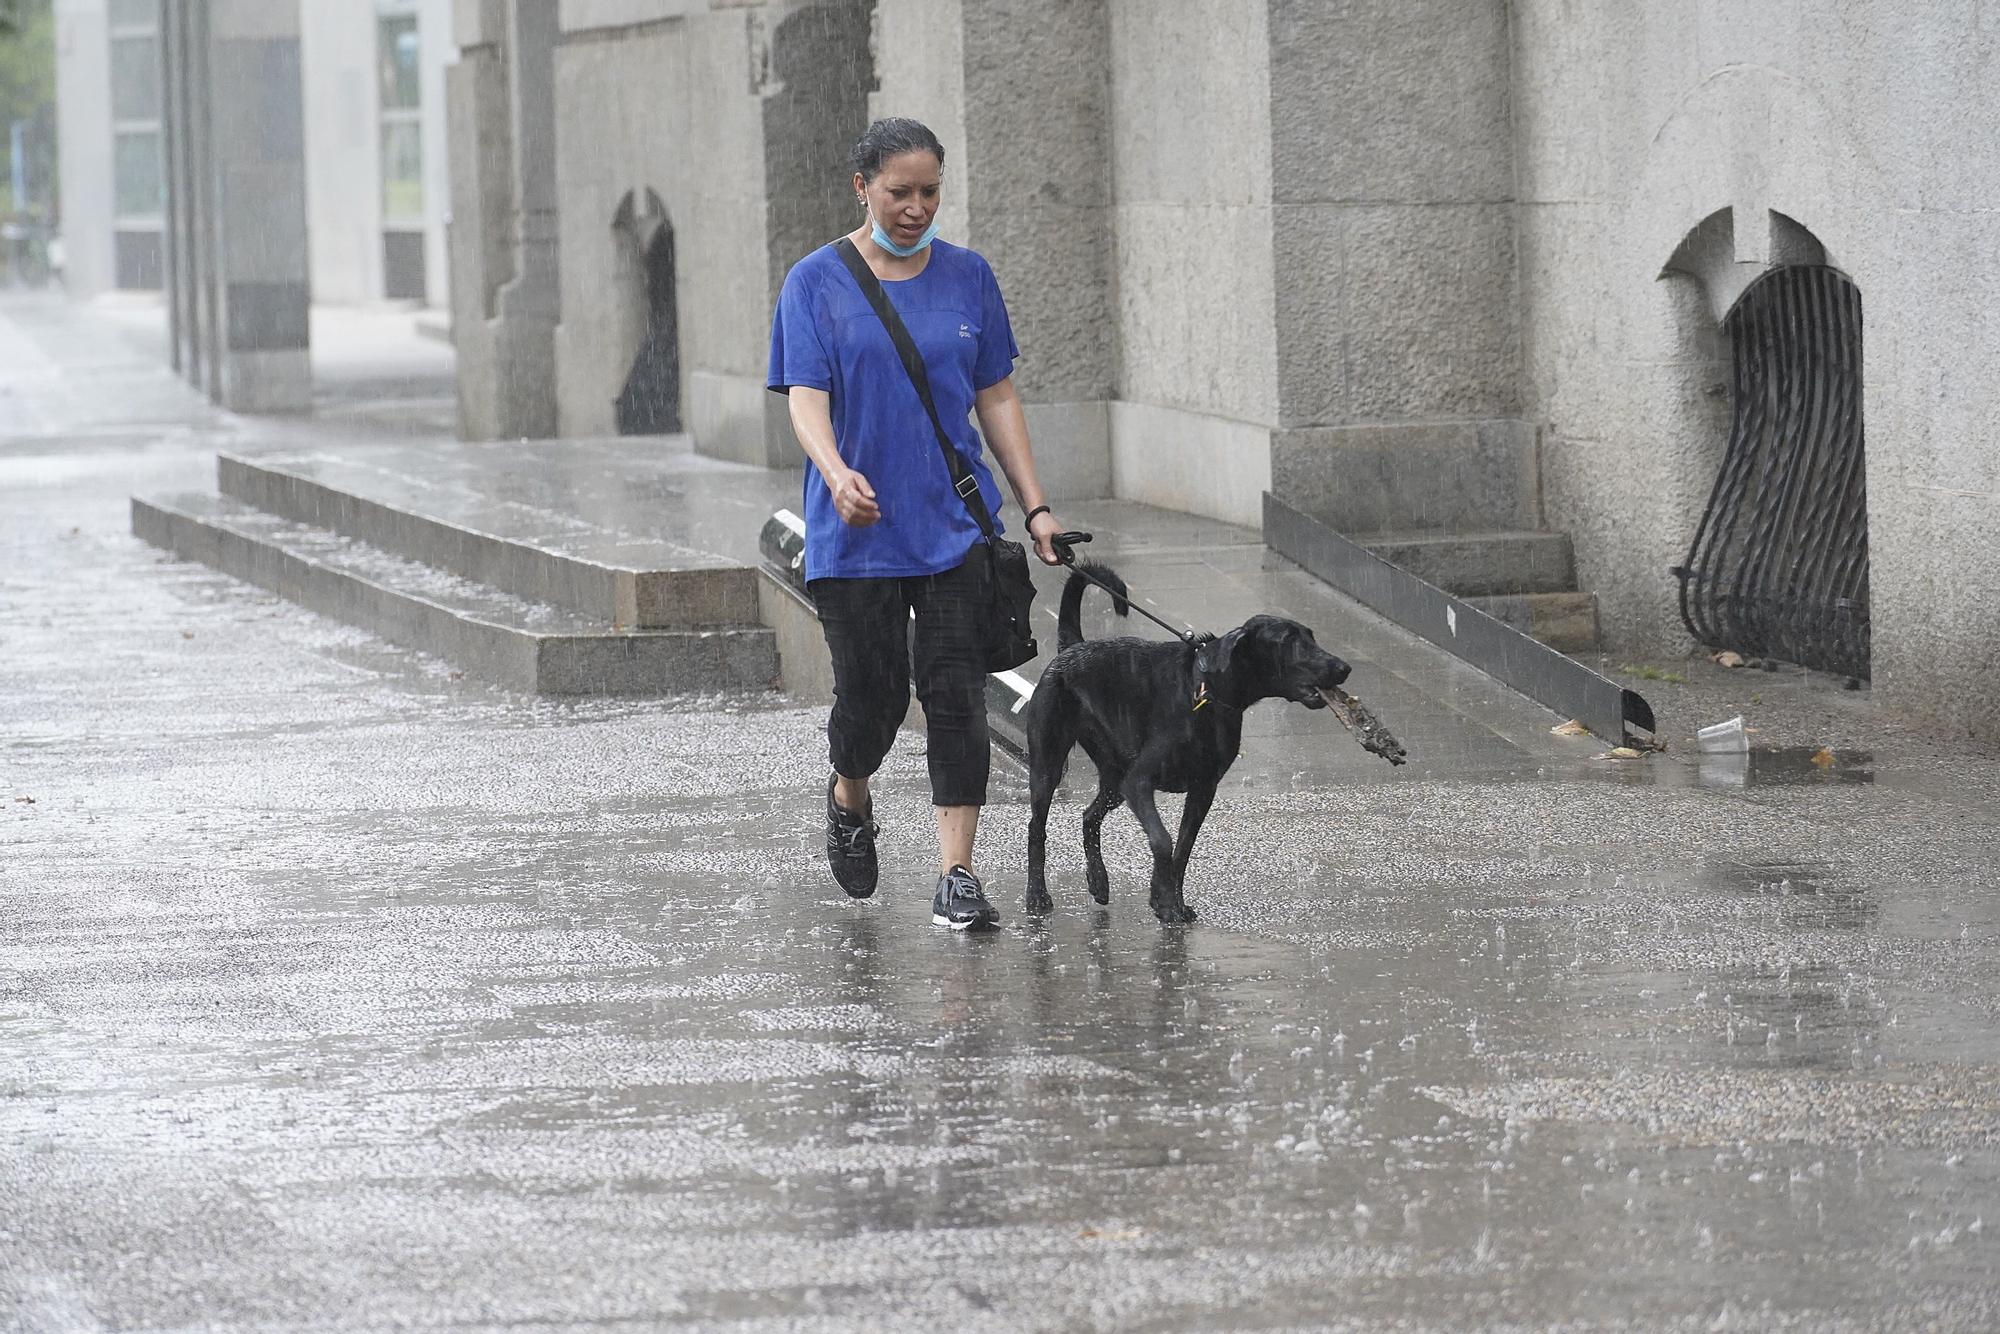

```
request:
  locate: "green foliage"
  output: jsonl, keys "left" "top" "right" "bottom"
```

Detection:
{"left": 0, "top": 1, "right": 55, "bottom": 115}
{"left": 0, "top": 0, "right": 56, "bottom": 214}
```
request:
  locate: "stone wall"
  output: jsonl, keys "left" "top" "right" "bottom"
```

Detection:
{"left": 1511, "top": 0, "right": 2000, "bottom": 734}
{"left": 549, "top": 18, "right": 694, "bottom": 440}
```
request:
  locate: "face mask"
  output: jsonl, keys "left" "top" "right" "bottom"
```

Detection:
{"left": 870, "top": 213, "right": 941, "bottom": 258}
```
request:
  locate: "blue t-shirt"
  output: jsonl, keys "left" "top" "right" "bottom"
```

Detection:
{"left": 767, "top": 239, "right": 1020, "bottom": 581}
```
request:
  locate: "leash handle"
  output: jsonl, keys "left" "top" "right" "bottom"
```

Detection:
{"left": 1050, "top": 531, "right": 1199, "bottom": 645}
{"left": 1050, "top": 531, "right": 1092, "bottom": 566}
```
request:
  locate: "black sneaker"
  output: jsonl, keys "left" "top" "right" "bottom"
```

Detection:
{"left": 932, "top": 864, "right": 1001, "bottom": 931}
{"left": 825, "top": 775, "right": 878, "bottom": 898}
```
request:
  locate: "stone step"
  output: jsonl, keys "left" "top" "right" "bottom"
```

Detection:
{"left": 1463, "top": 590, "right": 1601, "bottom": 654}
{"left": 1358, "top": 529, "right": 1575, "bottom": 597}
{"left": 133, "top": 492, "right": 778, "bottom": 696}
{"left": 217, "top": 451, "right": 758, "bottom": 629}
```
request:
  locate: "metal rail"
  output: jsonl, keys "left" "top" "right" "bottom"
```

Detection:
{"left": 1264, "top": 495, "right": 1656, "bottom": 748}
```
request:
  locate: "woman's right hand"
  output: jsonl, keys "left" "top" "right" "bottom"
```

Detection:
{"left": 829, "top": 468, "right": 881, "bottom": 527}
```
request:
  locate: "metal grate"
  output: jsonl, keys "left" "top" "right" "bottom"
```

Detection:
{"left": 1674, "top": 265, "right": 1870, "bottom": 679}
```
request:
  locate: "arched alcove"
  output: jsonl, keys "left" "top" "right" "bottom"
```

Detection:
{"left": 611, "top": 187, "right": 682, "bottom": 436}
{"left": 1666, "top": 212, "right": 1870, "bottom": 679}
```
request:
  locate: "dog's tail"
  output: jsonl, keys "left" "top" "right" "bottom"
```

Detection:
{"left": 1058, "top": 560, "right": 1129, "bottom": 651}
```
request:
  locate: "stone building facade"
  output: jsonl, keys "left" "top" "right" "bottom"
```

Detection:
{"left": 56, "top": 0, "right": 454, "bottom": 309}
{"left": 449, "top": 0, "right": 2000, "bottom": 738}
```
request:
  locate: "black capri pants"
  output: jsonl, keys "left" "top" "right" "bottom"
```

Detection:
{"left": 808, "top": 555, "right": 990, "bottom": 808}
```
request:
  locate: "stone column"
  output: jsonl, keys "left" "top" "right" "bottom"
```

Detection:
{"left": 448, "top": 0, "right": 558, "bottom": 440}
{"left": 753, "top": 0, "right": 874, "bottom": 467}
{"left": 871, "top": 0, "right": 1115, "bottom": 500}
{"left": 1105, "top": 0, "right": 1280, "bottom": 527}
{"left": 1265, "top": 0, "right": 1526, "bottom": 535}
{"left": 161, "top": 0, "right": 312, "bottom": 413}
{"left": 162, "top": 0, "right": 195, "bottom": 378}
{"left": 960, "top": 0, "right": 1114, "bottom": 502}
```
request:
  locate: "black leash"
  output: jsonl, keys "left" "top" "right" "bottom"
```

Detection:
{"left": 1048, "top": 531, "right": 1204, "bottom": 645}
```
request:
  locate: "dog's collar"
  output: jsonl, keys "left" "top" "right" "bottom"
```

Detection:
{"left": 1191, "top": 642, "right": 1241, "bottom": 714}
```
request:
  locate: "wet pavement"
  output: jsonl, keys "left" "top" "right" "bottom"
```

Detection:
{"left": 6, "top": 293, "right": 2000, "bottom": 1330}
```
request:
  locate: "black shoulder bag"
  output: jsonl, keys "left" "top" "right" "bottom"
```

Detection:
{"left": 832, "top": 237, "right": 1038, "bottom": 672}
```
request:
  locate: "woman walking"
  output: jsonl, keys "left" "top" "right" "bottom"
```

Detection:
{"left": 767, "top": 117, "right": 1065, "bottom": 930}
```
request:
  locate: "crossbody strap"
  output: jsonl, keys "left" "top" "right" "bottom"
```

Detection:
{"left": 832, "top": 237, "right": 998, "bottom": 540}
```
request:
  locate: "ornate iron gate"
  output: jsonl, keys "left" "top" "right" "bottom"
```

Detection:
{"left": 1674, "top": 265, "right": 1870, "bottom": 679}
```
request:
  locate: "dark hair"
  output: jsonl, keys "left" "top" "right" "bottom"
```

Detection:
{"left": 848, "top": 117, "right": 945, "bottom": 183}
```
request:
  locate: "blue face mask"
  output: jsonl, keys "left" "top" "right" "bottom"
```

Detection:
{"left": 871, "top": 215, "right": 941, "bottom": 258}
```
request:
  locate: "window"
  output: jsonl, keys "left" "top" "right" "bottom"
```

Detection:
{"left": 377, "top": 14, "right": 421, "bottom": 111}
{"left": 109, "top": 4, "right": 163, "bottom": 226}
{"left": 110, "top": 35, "right": 161, "bottom": 121}
{"left": 380, "top": 121, "right": 423, "bottom": 221}
{"left": 114, "top": 130, "right": 163, "bottom": 217}
{"left": 377, "top": 10, "right": 422, "bottom": 222}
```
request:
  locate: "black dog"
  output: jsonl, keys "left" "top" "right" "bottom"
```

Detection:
{"left": 1024, "top": 562, "right": 1352, "bottom": 924}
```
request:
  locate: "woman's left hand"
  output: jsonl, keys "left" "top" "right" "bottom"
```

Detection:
{"left": 1027, "top": 508, "right": 1065, "bottom": 566}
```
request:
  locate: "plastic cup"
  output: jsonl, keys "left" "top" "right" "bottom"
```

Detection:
{"left": 1696, "top": 715, "right": 1748, "bottom": 754}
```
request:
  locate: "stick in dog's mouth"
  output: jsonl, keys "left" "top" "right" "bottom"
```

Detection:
{"left": 1317, "top": 687, "right": 1409, "bottom": 766}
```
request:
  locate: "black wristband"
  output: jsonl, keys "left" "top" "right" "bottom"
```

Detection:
{"left": 1024, "top": 504, "right": 1052, "bottom": 525}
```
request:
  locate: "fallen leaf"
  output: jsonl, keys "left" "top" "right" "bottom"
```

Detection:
{"left": 1713, "top": 651, "right": 1745, "bottom": 668}
{"left": 1810, "top": 747, "right": 1836, "bottom": 768}
{"left": 1550, "top": 719, "right": 1588, "bottom": 736}
{"left": 14, "top": 796, "right": 35, "bottom": 804}
{"left": 1609, "top": 746, "right": 1643, "bottom": 759}
{"left": 181, "top": 631, "right": 195, "bottom": 640}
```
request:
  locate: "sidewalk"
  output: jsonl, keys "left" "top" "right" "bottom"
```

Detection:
{"left": 7, "top": 291, "right": 2000, "bottom": 1330}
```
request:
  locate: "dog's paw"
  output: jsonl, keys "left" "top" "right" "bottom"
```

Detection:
{"left": 1086, "top": 867, "right": 1111, "bottom": 905}
{"left": 1024, "top": 888, "right": 1054, "bottom": 916}
{"left": 1154, "top": 903, "right": 1198, "bottom": 925}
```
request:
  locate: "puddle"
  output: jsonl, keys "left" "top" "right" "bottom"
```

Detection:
{"left": 1701, "top": 858, "right": 1880, "bottom": 931}
{"left": 1694, "top": 747, "right": 1874, "bottom": 788}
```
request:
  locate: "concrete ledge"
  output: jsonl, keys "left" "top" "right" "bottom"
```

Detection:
{"left": 413, "top": 310, "right": 453, "bottom": 345}
{"left": 1109, "top": 400, "right": 1272, "bottom": 529}
{"left": 755, "top": 517, "right": 1033, "bottom": 760}
{"left": 218, "top": 453, "right": 759, "bottom": 629}
{"left": 691, "top": 370, "right": 796, "bottom": 469}
{"left": 757, "top": 568, "right": 833, "bottom": 706}
{"left": 134, "top": 492, "right": 778, "bottom": 696}
{"left": 1023, "top": 399, "right": 1112, "bottom": 501}
{"left": 218, "top": 348, "right": 311, "bottom": 414}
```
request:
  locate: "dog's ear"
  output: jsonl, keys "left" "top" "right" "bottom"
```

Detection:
{"left": 1204, "top": 626, "right": 1247, "bottom": 680}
